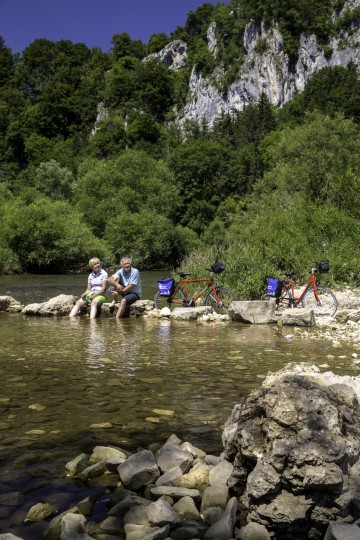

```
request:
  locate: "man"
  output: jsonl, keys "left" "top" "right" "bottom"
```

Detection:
{"left": 107, "top": 257, "right": 141, "bottom": 318}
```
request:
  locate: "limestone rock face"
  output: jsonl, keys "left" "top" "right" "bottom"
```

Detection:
{"left": 146, "top": 40, "right": 187, "bottom": 71}
{"left": 180, "top": 0, "right": 360, "bottom": 126}
{"left": 222, "top": 362, "right": 360, "bottom": 539}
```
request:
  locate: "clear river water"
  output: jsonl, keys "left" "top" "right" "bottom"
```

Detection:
{"left": 0, "top": 272, "right": 357, "bottom": 538}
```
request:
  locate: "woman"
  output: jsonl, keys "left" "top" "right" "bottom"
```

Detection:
{"left": 69, "top": 258, "right": 108, "bottom": 319}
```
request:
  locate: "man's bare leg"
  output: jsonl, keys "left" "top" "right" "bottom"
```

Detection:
{"left": 116, "top": 298, "right": 127, "bottom": 319}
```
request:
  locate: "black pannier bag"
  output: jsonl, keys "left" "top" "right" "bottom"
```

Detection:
{"left": 211, "top": 262, "right": 225, "bottom": 274}
{"left": 267, "top": 278, "right": 284, "bottom": 297}
{"left": 318, "top": 260, "right": 330, "bottom": 273}
{"left": 157, "top": 277, "right": 175, "bottom": 297}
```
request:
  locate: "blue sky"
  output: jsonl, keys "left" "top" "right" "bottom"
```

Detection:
{"left": 1, "top": 0, "right": 228, "bottom": 54}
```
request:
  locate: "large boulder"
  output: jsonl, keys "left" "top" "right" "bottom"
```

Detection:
{"left": 279, "top": 307, "right": 315, "bottom": 326}
{"left": 22, "top": 294, "right": 77, "bottom": 316}
{"left": 222, "top": 362, "right": 360, "bottom": 539}
{"left": 228, "top": 300, "right": 277, "bottom": 324}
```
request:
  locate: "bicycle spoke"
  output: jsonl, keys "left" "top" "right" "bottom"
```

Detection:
{"left": 154, "top": 288, "right": 186, "bottom": 311}
{"left": 302, "top": 287, "right": 338, "bottom": 317}
{"left": 205, "top": 287, "right": 235, "bottom": 314}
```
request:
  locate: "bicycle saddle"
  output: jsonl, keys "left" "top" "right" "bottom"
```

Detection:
{"left": 178, "top": 272, "right": 190, "bottom": 278}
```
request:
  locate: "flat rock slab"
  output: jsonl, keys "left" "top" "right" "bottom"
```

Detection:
{"left": 228, "top": 300, "right": 276, "bottom": 324}
{"left": 279, "top": 308, "right": 315, "bottom": 326}
{"left": 170, "top": 306, "right": 213, "bottom": 320}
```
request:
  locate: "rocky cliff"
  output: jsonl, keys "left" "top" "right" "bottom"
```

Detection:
{"left": 161, "top": 0, "right": 360, "bottom": 126}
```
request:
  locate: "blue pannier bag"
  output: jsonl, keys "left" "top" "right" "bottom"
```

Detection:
{"left": 157, "top": 277, "right": 175, "bottom": 297}
{"left": 267, "top": 278, "right": 283, "bottom": 297}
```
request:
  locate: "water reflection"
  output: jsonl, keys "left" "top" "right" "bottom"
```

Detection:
{"left": 86, "top": 319, "right": 107, "bottom": 366}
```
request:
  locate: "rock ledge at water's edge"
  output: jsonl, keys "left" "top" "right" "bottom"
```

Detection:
{"left": 2, "top": 287, "right": 360, "bottom": 343}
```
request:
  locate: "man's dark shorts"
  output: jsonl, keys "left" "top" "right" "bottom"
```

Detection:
{"left": 123, "top": 293, "right": 140, "bottom": 305}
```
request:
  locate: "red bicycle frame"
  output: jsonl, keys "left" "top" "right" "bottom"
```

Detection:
{"left": 172, "top": 276, "right": 221, "bottom": 306}
{"left": 279, "top": 270, "right": 320, "bottom": 307}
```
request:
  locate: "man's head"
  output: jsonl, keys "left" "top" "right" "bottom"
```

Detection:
{"left": 120, "top": 257, "right": 131, "bottom": 272}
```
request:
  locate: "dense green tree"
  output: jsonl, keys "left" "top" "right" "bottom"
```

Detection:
{"left": 33, "top": 160, "right": 74, "bottom": 200}
{"left": 127, "top": 113, "right": 162, "bottom": 145}
{"left": 259, "top": 111, "right": 360, "bottom": 217}
{"left": 148, "top": 33, "right": 170, "bottom": 54}
{"left": 13, "top": 39, "right": 106, "bottom": 139}
{"left": 191, "top": 38, "right": 216, "bottom": 74}
{"left": 0, "top": 36, "right": 14, "bottom": 86}
{"left": 74, "top": 151, "right": 180, "bottom": 236}
{"left": 1, "top": 195, "right": 109, "bottom": 271}
{"left": 103, "top": 56, "right": 139, "bottom": 109}
{"left": 15, "top": 39, "right": 90, "bottom": 98}
{"left": 111, "top": 33, "right": 146, "bottom": 60}
{"left": 136, "top": 58, "right": 175, "bottom": 120}
{"left": 172, "top": 3, "right": 217, "bottom": 43}
{"left": 88, "top": 116, "right": 127, "bottom": 158}
{"left": 104, "top": 210, "right": 179, "bottom": 267}
{"left": 168, "top": 138, "right": 249, "bottom": 232}
{"left": 279, "top": 64, "right": 360, "bottom": 125}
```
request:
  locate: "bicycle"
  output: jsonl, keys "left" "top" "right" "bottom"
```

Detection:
{"left": 269, "top": 261, "right": 338, "bottom": 317}
{"left": 154, "top": 263, "right": 236, "bottom": 314}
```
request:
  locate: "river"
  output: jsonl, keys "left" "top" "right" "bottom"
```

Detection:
{"left": 0, "top": 272, "right": 357, "bottom": 538}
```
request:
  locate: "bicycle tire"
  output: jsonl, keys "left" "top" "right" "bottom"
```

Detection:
{"left": 301, "top": 287, "right": 338, "bottom": 318}
{"left": 154, "top": 287, "right": 186, "bottom": 311}
{"left": 205, "top": 286, "right": 235, "bottom": 314}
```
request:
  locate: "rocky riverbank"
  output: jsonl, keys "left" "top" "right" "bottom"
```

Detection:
{"left": 2, "top": 286, "right": 360, "bottom": 344}
{"left": 296, "top": 287, "right": 360, "bottom": 348}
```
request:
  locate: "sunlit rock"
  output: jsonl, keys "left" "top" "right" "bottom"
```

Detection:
{"left": 0, "top": 295, "right": 23, "bottom": 313}
{"left": 25, "top": 502, "right": 56, "bottom": 522}
{"left": 22, "top": 294, "right": 76, "bottom": 316}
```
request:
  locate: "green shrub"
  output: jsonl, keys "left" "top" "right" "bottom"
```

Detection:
{"left": 2, "top": 196, "right": 109, "bottom": 271}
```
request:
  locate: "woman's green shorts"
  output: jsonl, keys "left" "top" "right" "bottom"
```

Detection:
{"left": 85, "top": 293, "right": 107, "bottom": 304}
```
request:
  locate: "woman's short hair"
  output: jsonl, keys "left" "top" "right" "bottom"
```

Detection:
{"left": 89, "top": 257, "right": 101, "bottom": 268}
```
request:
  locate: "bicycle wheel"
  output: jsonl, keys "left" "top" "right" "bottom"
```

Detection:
{"left": 153, "top": 287, "right": 186, "bottom": 311}
{"left": 301, "top": 287, "right": 338, "bottom": 317}
{"left": 205, "top": 287, "right": 235, "bottom": 314}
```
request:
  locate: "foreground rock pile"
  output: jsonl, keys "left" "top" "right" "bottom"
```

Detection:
{"left": 12, "top": 435, "right": 262, "bottom": 540}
